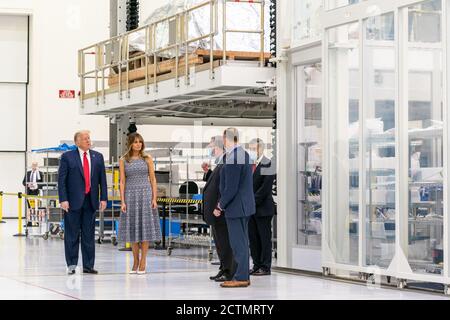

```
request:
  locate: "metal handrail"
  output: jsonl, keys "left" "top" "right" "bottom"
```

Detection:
{"left": 78, "top": 0, "right": 267, "bottom": 105}
{"left": 78, "top": 0, "right": 216, "bottom": 67}
{"left": 222, "top": 0, "right": 265, "bottom": 66}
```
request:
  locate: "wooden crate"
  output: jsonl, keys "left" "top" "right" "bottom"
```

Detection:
{"left": 84, "top": 60, "right": 221, "bottom": 100}
{"left": 108, "top": 54, "right": 204, "bottom": 87}
{"left": 194, "top": 49, "right": 272, "bottom": 61}
{"left": 107, "top": 50, "right": 271, "bottom": 87}
{"left": 129, "top": 51, "right": 146, "bottom": 70}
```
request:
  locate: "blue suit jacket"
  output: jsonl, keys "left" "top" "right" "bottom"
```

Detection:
{"left": 58, "top": 149, "right": 108, "bottom": 211}
{"left": 219, "top": 146, "right": 256, "bottom": 219}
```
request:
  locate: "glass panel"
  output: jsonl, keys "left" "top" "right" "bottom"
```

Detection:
{"left": 327, "top": 0, "right": 360, "bottom": 11}
{"left": 407, "top": 0, "right": 444, "bottom": 275}
{"left": 328, "top": 22, "right": 360, "bottom": 265}
{"left": 297, "top": 63, "right": 323, "bottom": 247}
{"left": 409, "top": 0, "right": 442, "bottom": 43}
{"left": 363, "top": 13, "right": 396, "bottom": 268}
{"left": 293, "top": 0, "right": 323, "bottom": 44}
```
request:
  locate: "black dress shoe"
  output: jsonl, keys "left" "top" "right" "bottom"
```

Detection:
{"left": 249, "top": 268, "right": 260, "bottom": 275}
{"left": 83, "top": 268, "right": 98, "bottom": 274}
{"left": 209, "top": 270, "right": 224, "bottom": 281}
{"left": 214, "top": 274, "right": 232, "bottom": 282}
{"left": 253, "top": 269, "right": 271, "bottom": 276}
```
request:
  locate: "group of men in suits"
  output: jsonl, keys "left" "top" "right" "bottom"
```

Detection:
{"left": 202, "top": 128, "right": 276, "bottom": 288}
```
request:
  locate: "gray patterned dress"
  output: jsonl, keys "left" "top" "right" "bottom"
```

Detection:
{"left": 118, "top": 158, "right": 162, "bottom": 243}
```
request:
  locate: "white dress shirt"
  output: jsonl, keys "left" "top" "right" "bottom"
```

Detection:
{"left": 256, "top": 154, "right": 264, "bottom": 167}
{"left": 29, "top": 170, "right": 39, "bottom": 190}
{"left": 78, "top": 148, "right": 91, "bottom": 174}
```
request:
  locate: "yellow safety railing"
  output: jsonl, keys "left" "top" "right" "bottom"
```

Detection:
{"left": 1, "top": 192, "right": 27, "bottom": 237}
{"left": 16, "top": 193, "right": 24, "bottom": 237}
{"left": 1, "top": 191, "right": 202, "bottom": 246}
{"left": 78, "top": 0, "right": 267, "bottom": 106}
{"left": 109, "top": 196, "right": 202, "bottom": 205}
{"left": 1, "top": 192, "right": 60, "bottom": 237}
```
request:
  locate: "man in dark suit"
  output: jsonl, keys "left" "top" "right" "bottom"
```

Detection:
{"left": 23, "top": 162, "right": 44, "bottom": 196}
{"left": 215, "top": 128, "right": 255, "bottom": 288}
{"left": 23, "top": 162, "right": 45, "bottom": 226}
{"left": 202, "top": 136, "right": 236, "bottom": 282}
{"left": 201, "top": 163, "right": 213, "bottom": 182}
{"left": 248, "top": 138, "right": 276, "bottom": 276}
{"left": 58, "top": 131, "right": 108, "bottom": 275}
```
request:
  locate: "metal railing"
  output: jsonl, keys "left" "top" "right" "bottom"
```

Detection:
{"left": 78, "top": 0, "right": 267, "bottom": 106}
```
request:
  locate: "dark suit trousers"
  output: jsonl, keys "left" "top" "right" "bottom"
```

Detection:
{"left": 249, "top": 215, "right": 273, "bottom": 271}
{"left": 226, "top": 217, "right": 250, "bottom": 281}
{"left": 212, "top": 221, "right": 236, "bottom": 277}
{"left": 64, "top": 194, "right": 96, "bottom": 269}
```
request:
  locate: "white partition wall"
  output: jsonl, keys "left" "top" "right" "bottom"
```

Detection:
{"left": 321, "top": 0, "right": 450, "bottom": 291}
{"left": 0, "top": 84, "right": 27, "bottom": 151}
{"left": 0, "top": 14, "right": 29, "bottom": 217}
{"left": 0, "top": 15, "right": 28, "bottom": 83}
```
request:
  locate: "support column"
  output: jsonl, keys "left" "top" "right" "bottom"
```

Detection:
{"left": 110, "top": 115, "right": 132, "bottom": 163}
{"left": 110, "top": 0, "right": 127, "bottom": 37}
{"left": 276, "top": 0, "right": 295, "bottom": 269}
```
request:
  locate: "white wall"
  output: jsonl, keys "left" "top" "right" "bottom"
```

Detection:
{"left": 28, "top": 0, "right": 111, "bottom": 152}
{"left": 0, "top": 153, "right": 26, "bottom": 217}
{"left": 0, "top": 0, "right": 32, "bottom": 13}
{"left": 0, "top": 10, "right": 29, "bottom": 217}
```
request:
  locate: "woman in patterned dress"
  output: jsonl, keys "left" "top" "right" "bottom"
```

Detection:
{"left": 118, "top": 133, "right": 162, "bottom": 274}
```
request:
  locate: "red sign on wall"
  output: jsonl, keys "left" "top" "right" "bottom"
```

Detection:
{"left": 59, "top": 90, "right": 76, "bottom": 99}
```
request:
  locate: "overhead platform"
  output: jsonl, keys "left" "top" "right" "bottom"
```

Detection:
{"left": 80, "top": 60, "right": 276, "bottom": 122}
{"left": 78, "top": 0, "right": 276, "bottom": 126}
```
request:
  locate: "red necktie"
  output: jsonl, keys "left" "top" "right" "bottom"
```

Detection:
{"left": 252, "top": 164, "right": 257, "bottom": 174}
{"left": 83, "top": 152, "right": 91, "bottom": 194}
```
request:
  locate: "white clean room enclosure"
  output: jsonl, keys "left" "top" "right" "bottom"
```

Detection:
{"left": 277, "top": 0, "right": 450, "bottom": 293}
{"left": 321, "top": 0, "right": 450, "bottom": 291}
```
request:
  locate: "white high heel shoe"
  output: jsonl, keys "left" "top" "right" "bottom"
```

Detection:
{"left": 137, "top": 270, "right": 146, "bottom": 275}
{"left": 129, "top": 265, "right": 139, "bottom": 274}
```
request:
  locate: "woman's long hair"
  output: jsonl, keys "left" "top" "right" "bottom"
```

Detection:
{"left": 122, "top": 132, "right": 149, "bottom": 163}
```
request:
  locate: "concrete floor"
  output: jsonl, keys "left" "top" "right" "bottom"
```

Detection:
{"left": 0, "top": 221, "right": 448, "bottom": 300}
